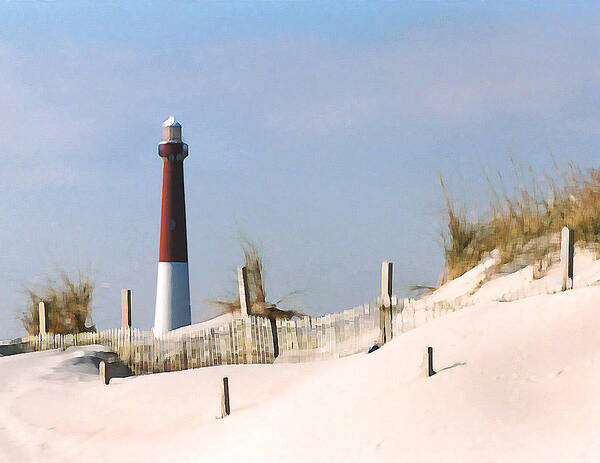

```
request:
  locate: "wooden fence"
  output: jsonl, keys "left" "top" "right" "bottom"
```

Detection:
{"left": 274, "top": 301, "right": 383, "bottom": 362}
{"left": 5, "top": 295, "right": 417, "bottom": 371}
{"left": 6, "top": 298, "right": 397, "bottom": 374}
{"left": 0, "top": 283, "right": 562, "bottom": 375}
{"left": 3, "top": 282, "right": 575, "bottom": 377}
{"left": 1, "top": 232, "right": 580, "bottom": 377}
{"left": 19, "top": 315, "right": 276, "bottom": 375}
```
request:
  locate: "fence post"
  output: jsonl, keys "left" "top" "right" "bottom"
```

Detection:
{"left": 121, "top": 289, "right": 132, "bottom": 328}
{"left": 269, "top": 316, "right": 280, "bottom": 358}
{"left": 99, "top": 360, "right": 110, "bottom": 385}
{"left": 561, "top": 227, "right": 574, "bottom": 291}
{"left": 237, "top": 266, "right": 251, "bottom": 317}
{"left": 238, "top": 267, "right": 254, "bottom": 362}
{"left": 239, "top": 265, "right": 279, "bottom": 358}
{"left": 38, "top": 301, "right": 47, "bottom": 335}
{"left": 221, "top": 377, "right": 230, "bottom": 417}
{"left": 427, "top": 346, "right": 436, "bottom": 377}
{"left": 379, "top": 261, "right": 393, "bottom": 345}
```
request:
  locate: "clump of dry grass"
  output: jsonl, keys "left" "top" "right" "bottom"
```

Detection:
{"left": 442, "top": 160, "right": 600, "bottom": 281}
{"left": 20, "top": 271, "right": 96, "bottom": 335}
{"left": 213, "top": 239, "right": 304, "bottom": 320}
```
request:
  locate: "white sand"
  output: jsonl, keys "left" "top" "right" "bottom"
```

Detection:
{"left": 170, "top": 312, "right": 233, "bottom": 336}
{"left": 2, "top": 260, "right": 600, "bottom": 461}
{"left": 416, "top": 248, "right": 600, "bottom": 308}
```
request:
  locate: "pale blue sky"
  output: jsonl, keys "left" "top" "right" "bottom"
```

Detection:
{"left": 1, "top": 2, "right": 599, "bottom": 339}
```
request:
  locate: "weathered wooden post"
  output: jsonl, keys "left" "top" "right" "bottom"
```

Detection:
{"left": 238, "top": 266, "right": 254, "bottom": 362}
{"left": 237, "top": 267, "right": 251, "bottom": 318}
{"left": 121, "top": 289, "right": 132, "bottom": 328}
{"left": 427, "top": 346, "right": 436, "bottom": 377}
{"left": 221, "top": 377, "right": 230, "bottom": 417}
{"left": 561, "top": 227, "right": 574, "bottom": 291}
{"left": 38, "top": 301, "right": 47, "bottom": 335}
{"left": 379, "top": 261, "right": 393, "bottom": 345}
{"left": 121, "top": 289, "right": 133, "bottom": 365}
{"left": 99, "top": 360, "right": 110, "bottom": 385}
{"left": 269, "top": 316, "right": 280, "bottom": 359}
{"left": 238, "top": 265, "right": 279, "bottom": 359}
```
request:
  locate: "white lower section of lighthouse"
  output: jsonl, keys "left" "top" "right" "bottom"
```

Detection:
{"left": 154, "top": 262, "right": 192, "bottom": 333}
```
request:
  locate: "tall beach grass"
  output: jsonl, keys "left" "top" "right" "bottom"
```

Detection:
{"left": 442, "top": 161, "right": 600, "bottom": 281}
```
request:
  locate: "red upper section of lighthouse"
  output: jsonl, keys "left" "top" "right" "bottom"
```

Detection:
{"left": 158, "top": 140, "right": 189, "bottom": 263}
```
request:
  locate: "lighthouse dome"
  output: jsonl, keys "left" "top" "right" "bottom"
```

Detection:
{"left": 163, "top": 116, "right": 181, "bottom": 127}
{"left": 162, "top": 116, "right": 182, "bottom": 141}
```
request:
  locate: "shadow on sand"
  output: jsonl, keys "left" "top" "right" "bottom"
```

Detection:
{"left": 437, "top": 361, "right": 467, "bottom": 373}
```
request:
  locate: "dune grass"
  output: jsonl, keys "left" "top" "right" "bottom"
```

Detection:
{"left": 441, "top": 161, "right": 600, "bottom": 282}
{"left": 20, "top": 271, "right": 96, "bottom": 335}
{"left": 213, "top": 239, "right": 305, "bottom": 320}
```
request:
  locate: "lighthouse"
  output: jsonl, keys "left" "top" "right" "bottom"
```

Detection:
{"left": 154, "top": 116, "right": 192, "bottom": 333}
